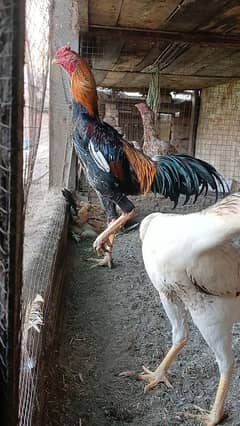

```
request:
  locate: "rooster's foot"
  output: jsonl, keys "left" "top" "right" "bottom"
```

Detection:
{"left": 177, "top": 406, "right": 227, "bottom": 426}
{"left": 120, "top": 365, "right": 172, "bottom": 393}
{"left": 87, "top": 252, "right": 113, "bottom": 269}
{"left": 93, "top": 236, "right": 111, "bottom": 256}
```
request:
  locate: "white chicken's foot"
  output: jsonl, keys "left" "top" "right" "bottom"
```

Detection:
{"left": 120, "top": 336, "right": 188, "bottom": 392}
{"left": 120, "top": 365, "right": 172, "bottom": 392}
{"left": 177, "top": 368, "right": 233, "bottom": 426}
{"left": 177, "top": 408, "right": 227, "bottom": 426}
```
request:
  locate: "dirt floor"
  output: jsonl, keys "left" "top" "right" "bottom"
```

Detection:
{"left": 45, "top": 194, "right": 240, "bottom": 426}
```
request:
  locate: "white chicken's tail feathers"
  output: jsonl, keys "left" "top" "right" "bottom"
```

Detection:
{"left": 140, "top": 193, "right": 240, "bottom": 258}
{"left": 192, "top": 192, "right": 240, "bottom": 254}
{"left": 140, "top": 213, "right": 159, "bottom": 242}
{"left": 206, "top": 192, "right": 240, "bottom": 217}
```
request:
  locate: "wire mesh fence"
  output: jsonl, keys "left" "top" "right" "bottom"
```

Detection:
{"left": 19, "top": 191, "right": 66, "bottom": 426}
{"left": 19, "top": 0, "right": 52, "bottom": 424}
{"left": 2, "top": 2, "right": 240, "bottom": 424}
{"left": 23, "top": 0, "right": 50, "bottom": 202}
{"left": 0, "top": 0, "right": 25, "bottom": 424}
{"left": 196, "top": 80, "right": 240, "bottom": 188}
{"left": 0, "top": 2, "right": 11, "bottom": 396}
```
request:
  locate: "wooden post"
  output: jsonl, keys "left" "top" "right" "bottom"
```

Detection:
{"left": 49, "top": 0, "right": 79, "bottom": 188}
{"left": 0, "top": 0, "right": 25, "bottom": 424}
{"left": 188, "top": 90, "right": 201, "bottom": 156}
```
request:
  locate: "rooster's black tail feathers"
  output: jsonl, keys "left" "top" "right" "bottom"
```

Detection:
{"left": 151, "top": 154, "right": 228, "bottom": 208}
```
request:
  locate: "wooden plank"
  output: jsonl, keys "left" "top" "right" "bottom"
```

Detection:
{"left": 196, "top": 50, "right": 240, "bottom": 77}
{"left": 50, "top": 0, "right": 79, "bottom": 187}
{"left": 134, "top": 41, "right": 170, "bottom": 71}
{"left": 72, "top": 0, "right": 88, "bottom": 33}
{"left": 160, "top": 0, "right": 239, "bottom": 33}
{"left": 198, "top": 1, "right": 240, "bottom": 34}
{"left": 188, "top": 90, "right": 201, "bottom": 156}
{"left": 91, "top": 36, "right": 126, "bottom": 81}
{"left": 112, "top": 38, "right": 160, "bottom": 72}
{"left": 117, "top": 0, "right": 181, "bottom": 29}
{"left": 90, "top": 25, "right": 240, "bottom": 47}
{"left": 79, "top": 0, "right": 89, "bottom": 33}
{"left": 93, "top": 67, "right": 238, "bottom": 90}
{"left": 115, "top": 71, "right": 152, "bottom": 88}
{"left": 161, "top": 46, "right": 240, "bottom": 77}
{"left": 162, "top": 45, "right": 221, "bottom": 74}
{"left": 94, "top": 69, "right": 240, "bottom": 80}
{"left": 192, "top": 90, "right": 201, "bottom": 156}
{"left": 92, "top": 39, "right": 240, "bottom": 81}
{"left": 89, "top": 0, "right": 123, "bottom": 26}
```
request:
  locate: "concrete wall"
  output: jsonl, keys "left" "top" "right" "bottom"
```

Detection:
{"left": 196, "top": 81, "right": 240, "bottom": 184}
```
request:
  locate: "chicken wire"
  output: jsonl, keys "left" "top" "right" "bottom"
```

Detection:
{"left": 196, "top": 80, "right": 240, "bottom": 188}
{"left": 97, "top": 88, "right": 193, "bottom": 153}
{"left": 23, "top": 0, "right": 50, "bottom": 202}
{"left": 0, "top": 6, "right": 11, "bottom": 399}
{"left": 0, "top": 0, "right": 24, "bottom": 424}
{"left": 19, "top": 192, "right": 66, "bottom": 426}
{"left": 19, "top": 0, "right": 53, "bottom": 424}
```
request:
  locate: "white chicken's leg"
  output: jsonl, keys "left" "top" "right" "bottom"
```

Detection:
{"left": 182, "top": 305, "right": 234, "bottom": 426}
{"left": 121, "top": 292, "right": 189, "bottom": 390}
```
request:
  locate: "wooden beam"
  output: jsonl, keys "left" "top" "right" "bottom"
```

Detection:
{"left": 188, "top": 90, "right": 201, "bottom": 156}
{"left": 93, "top": 68, "right": 240, "bottom": 80}
{"left": 89, "top": 25, "right": 240, "bottom": 48}
{"left": 80, "top": 0, "right": 89, "bottom": 32}
{"left": 73, "top": 0, "right": 88, "bottom": 33}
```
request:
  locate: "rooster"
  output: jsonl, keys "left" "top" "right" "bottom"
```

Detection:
{"left": 53, "top": 45, "right": 226, "bottom": 268}
{"left": 122, "top": 193, "right": 240, "bottom": 426}
{"left": 135, "top": 102, "right": 177, "bottom": 156}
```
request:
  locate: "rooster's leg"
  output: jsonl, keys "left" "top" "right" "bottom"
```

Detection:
{"left": 120, "top": 292, "right": 188, "bottom": 390}
{"left": 89, "top": 229, "right": 115, "bottom": 268}
{"left": 93, "top": 209, "right": 135, "bottom": 257}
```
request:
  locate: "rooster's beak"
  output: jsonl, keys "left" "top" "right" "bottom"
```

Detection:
{"left": 52, "top": 58, "right": 58, "bottom": 65}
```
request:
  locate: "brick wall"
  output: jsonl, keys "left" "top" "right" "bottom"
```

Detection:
{"left": 196, "top": 81, "right": 240, "bottom": 184}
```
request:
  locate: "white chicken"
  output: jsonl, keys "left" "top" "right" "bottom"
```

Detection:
{"left": 123, "top": 193, "right": 240, "bottom": 426}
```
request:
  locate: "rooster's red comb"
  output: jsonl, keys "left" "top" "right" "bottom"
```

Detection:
{"left": 55, "top": 45, "right": 75, "bottom": 57}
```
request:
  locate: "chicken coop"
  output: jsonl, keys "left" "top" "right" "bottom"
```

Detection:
{"left": 2, "top": 0, "right": 240, "bottom": 425}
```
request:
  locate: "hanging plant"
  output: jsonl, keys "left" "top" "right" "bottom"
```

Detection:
{"left": 146, "top": 66, "right": 161, "bottom": 114}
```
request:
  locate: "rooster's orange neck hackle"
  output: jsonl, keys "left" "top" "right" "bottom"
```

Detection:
{"left": 54, "top": 45, "right": 99, "bottom": 117}
{"left": 71, "top": 59, "right": 99, "bottom": 118}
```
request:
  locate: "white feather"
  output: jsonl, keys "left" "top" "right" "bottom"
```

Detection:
{"left": 89, "top": 140, "right": 110, "bottom": 173}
